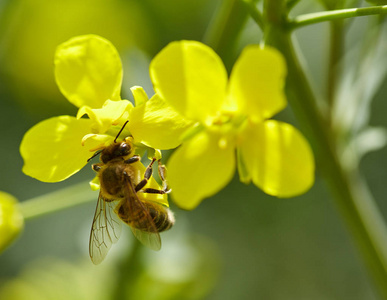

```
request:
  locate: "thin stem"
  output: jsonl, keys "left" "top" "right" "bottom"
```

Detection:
{"left": 290, "top": 5, "right": 387, "bottom": 30}
{"left": 19, "top": 181, "right": 96, "bottom": 220}
{"left": 286, "top": 0, "right": 301, "bottom": 12}
{"left": 240, "top": 0, "right": 265, "bottom": 30}
{"left": 264, "top": 1, "right": 387, "bottom": 297}
{"left": 327, "top": 19, "right": 344, "bottom": 122}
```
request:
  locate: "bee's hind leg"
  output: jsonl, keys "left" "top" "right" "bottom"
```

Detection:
{"left": 135, "top": 158, "right": 156, "bottom": 192}
{"left": 135, "top": 158, "right": 171, "bottom": 194}
{"left": 141, "top": 187, "right": 169, "bottom": 194}
{"left": 156, "top": 160, "right": 171, "bottom": 193}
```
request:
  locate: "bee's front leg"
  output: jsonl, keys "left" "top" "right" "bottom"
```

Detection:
{"left": 124, "top": 155, "right": 141, "bottom": 164}
{"left": 92, "top": 163, "right": 102, "bottom": 172}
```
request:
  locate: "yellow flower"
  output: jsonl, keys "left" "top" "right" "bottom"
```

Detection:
{"left": 0, "top": 192, "right": 24, "bottom": 252}
{"left": 20, "top": 35, "right": 190, "bottom": 205}
{"left": 150, "top": 41, "right": 315, "bottom": 209}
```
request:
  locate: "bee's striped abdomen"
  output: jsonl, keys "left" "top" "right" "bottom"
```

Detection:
{"left": 146, "top": 202, "right": 175, "bottom": 232}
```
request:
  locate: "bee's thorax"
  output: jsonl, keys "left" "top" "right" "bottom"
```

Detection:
{"left": 99, "top": 162, "right": 135, "bottom": 198}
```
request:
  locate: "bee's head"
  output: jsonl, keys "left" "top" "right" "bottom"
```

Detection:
{"left": 101, "top": 141, "right": 133, "bottom": 164}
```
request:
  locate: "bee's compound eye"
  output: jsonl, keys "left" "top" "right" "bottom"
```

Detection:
{"left": 119, "top": 143, "right": 131, "bottom": 155}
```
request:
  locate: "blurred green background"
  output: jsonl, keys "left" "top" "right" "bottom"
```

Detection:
{"left": 1, "top": 0, "right": 387, "bottom": 299}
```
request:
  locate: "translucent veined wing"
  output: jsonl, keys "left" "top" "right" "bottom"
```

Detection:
{"left": 119, "top": 176, "right": 161, "bottom": 251}
{"left": 89, "top": 194, "right": 122, "bottom": 264}
{"left": 129, "top": 226, "right": 162, "bottom": 251}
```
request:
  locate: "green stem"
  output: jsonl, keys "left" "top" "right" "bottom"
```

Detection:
{"left": 240, "top": 0, "right": 265, "bottom": 30}
{"left": 19, "top": 181, "right": 96, "bottom": 220}
{"left": 264, "top": 1, "right": 387, "bottom": 297}
{"left": 327, "top": 19, "right": 344, "bottom": 122}
{"left": 286, "top": 0, "right": 301, "bottom": 12}
{"left": 290, "top": 5, "right": 387, "bottom": 29}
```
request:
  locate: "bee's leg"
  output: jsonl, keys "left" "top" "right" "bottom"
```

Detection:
{"left": 141, "top": 187, "right": 168, "bottom": 194}
{"left": 135, "top": 158, "right": 156, "bottom": 192}
{"left": 139, "top": 160, "right": 171, "bottom": 194}
{"left": 135, "top": 158, "right": 171, "bottom": 194}
{"left": 92, "top": 163, "right": 102, "bottom": 172}
{"left": 124, "top": 155, "right": 141, "bottom": 164}
{"left": 157, "top": 160, "right": 171, "bottom": 193}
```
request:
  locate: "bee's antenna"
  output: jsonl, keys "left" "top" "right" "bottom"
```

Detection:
{"left": 114, "top": 120, "right": 129, "bottom": 143}
{"left": 87, "top": 150, "right": 103, "bottom": 162}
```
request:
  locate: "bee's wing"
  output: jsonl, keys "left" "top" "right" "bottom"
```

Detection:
{"left": 89, "top": 194, "right": 122, "bottom": 265}
{"left": 122, "top": 176, "right": 161, "bottom": 251}
{"left": 129, "top": 225, "right": 161, "bottom": 251}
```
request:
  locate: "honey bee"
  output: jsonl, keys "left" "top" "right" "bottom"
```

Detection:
{"left": 88, "top": 122, "right": 174, "bottom": 264}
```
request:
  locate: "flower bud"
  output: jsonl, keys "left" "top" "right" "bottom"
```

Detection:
{"left": 0, "top": 191, "right": 24, "bottom": 252}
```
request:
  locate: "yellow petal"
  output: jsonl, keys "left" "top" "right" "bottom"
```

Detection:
{"left": 130, "top": 86, "right": 149, "bottom": 107}
{"left": 239, "top": 120, "right": 315, "bottom": 197}
{"left": 129, "top": 94, "right": 193, "bottom": 149}
{"left": 0, "top": 192, "right": 23, "bottom": 252}
{"left": 167, "top": 130, "right": 236, "bottom": 210}
{"left": 89, "top": 176, "right": 101, "bottom": 191}
{"left": 20, "top": 116, "right": 101, "bottom": 182}
{"left": 77, "top": 99, "right": 133, "bottom": 133}
{"left": 55, "top": 35, "right": 123, "bottom": 108}
{"left": 81, "top": 133, "right": 113, "bottom": 148}
{"left": 228, "top": 46, "right": 287, "bottom": 121}
{"left": 150, "top": 40, "right": 227, "bottom": 123}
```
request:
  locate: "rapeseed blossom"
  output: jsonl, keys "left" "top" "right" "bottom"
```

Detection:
{"left": 20, "top": 35, "right": 190, "bottom": 205}
{"left": 149, "top": 41, "right": 315, "bottom": 209}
